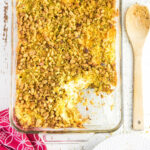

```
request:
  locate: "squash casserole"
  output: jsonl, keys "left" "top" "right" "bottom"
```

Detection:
{"left": 15, "top": 0, "right": 118, "bottom": 129}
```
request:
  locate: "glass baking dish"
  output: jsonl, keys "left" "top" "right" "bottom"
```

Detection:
{"left": 10, "top": 0, "right": 122, "bottom": 134}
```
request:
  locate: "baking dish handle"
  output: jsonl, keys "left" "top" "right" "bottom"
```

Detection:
{"left": 41, "top": 133, "right": 94, "bottom": 144}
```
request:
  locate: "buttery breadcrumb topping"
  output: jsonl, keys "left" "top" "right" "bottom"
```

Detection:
{"left": 15, "top": 0, "right": 117, "bottom": 129}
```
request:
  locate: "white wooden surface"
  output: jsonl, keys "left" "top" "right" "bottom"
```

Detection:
{"left": 0, "top": 0, "right": 150, "bottom": 150}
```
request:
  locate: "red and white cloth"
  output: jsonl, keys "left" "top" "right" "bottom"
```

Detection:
{"left": 0, "top": 109, "right": 47, "bottom": 150}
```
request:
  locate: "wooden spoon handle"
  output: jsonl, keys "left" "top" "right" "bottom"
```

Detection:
{"left": 133, "top": 54, "right": 144, "bottom": 130}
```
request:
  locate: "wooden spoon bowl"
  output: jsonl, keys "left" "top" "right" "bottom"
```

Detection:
{"left": 126, "top": 4, "right": 150, "bottom": 130}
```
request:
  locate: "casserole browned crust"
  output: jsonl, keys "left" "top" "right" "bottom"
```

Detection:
{"left": 15, "top": 0, "right": 117, "bottom": 129}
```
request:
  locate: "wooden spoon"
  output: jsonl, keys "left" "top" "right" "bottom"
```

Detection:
{"left": 126, "top": 4, "right": 150, "bottom": 130}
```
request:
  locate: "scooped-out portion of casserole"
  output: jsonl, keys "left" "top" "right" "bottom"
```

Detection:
{"left": 15, "top": 0, "right": 118, "bottom": 129}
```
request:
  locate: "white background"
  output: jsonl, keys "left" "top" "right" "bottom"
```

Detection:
{"left": 0, "top": 0, "right": 150, "bottom": 150}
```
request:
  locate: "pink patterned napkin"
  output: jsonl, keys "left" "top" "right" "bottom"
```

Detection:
{"left": 0, "top": 109, "right": 47, "bottom": 150}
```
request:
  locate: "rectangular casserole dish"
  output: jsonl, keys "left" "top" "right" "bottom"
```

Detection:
{"left": 10, "top": 0, "right": 122, "bottom": 133}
